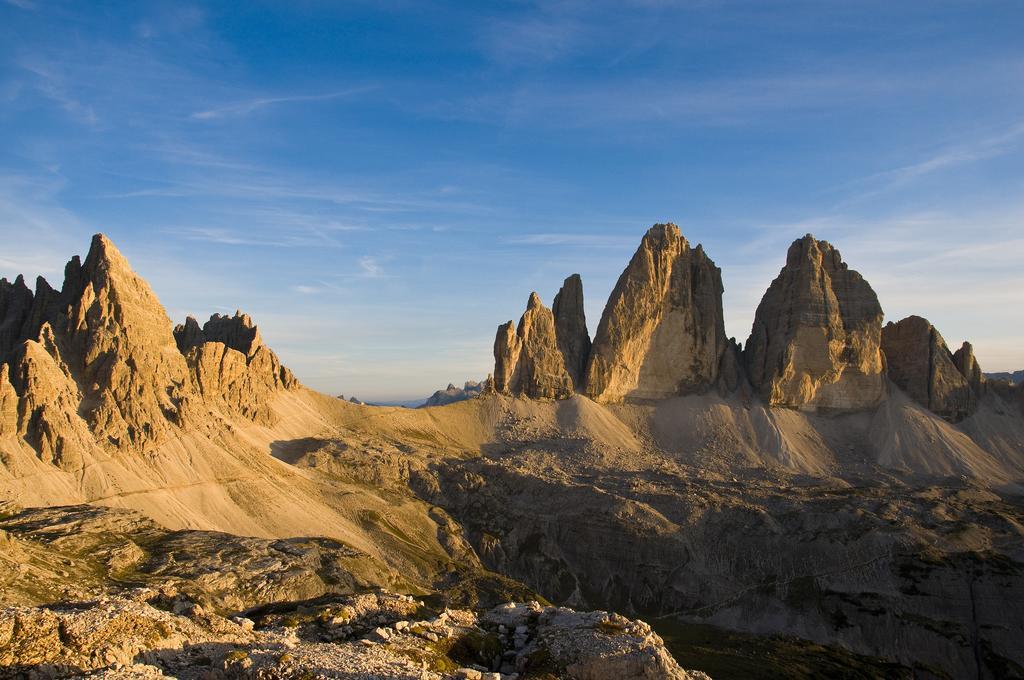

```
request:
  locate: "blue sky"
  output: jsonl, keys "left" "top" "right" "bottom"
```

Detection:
{"left": 1, "top": 0, "right": 1022, "bottom": 400}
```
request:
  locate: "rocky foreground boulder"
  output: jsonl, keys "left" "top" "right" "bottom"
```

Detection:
{"left": 0, "top": 592, "right": 707, "bottom": 679}
{"left": 881, "top": 315, "right": 980, "bottom": 422}
{"left": 586, "top": 224, "right": 727, "bottom": 403}
{"left": 0, "top": 503, "right": 708, "bottom": 678}
{"left": 744, "top": 234, "right": 885, "bottom": 411}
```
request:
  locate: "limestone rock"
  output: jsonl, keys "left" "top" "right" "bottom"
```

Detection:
{"left": 201, "top": 311, "right": 263, "bottom": 357}
{"left": 881, "top": 316, "right": 977, "bottom": 421}
{"left": 57, "top": 234, "right": 193, "bottom": 451}
{"left": 482, "top": 603, "right": 704, "bottom": 680}
{"left": 952, "top": 341, "right": 984, "bottom": 395}
{"left": 716, "top": 338, "right": 745, "bottom": 396}
{"left": 184, "top": 342, "right": 275, "bottom": 424}
{"left": 0, "top": 233, "right": 300, "bottom": 462}
{"left": 585, "top": 223, "right": 727, "bottom": 402}
{"left": 552, "top": 274, "right": 591, "bottom": 391}
{"left": 0, "top": 364, "right": 17, "bottom": 436}
{"left": 493, "top": 321, "right": 519, "bottom": 394}
{"left": 744, "top": 234, "right": 885, "bottom": 411}
{"left": 7, "top": 327, "right": 92, "bottom": 469}
{"left": 493, "top": 293, "right": 574, "bottom": 399}
{"left": 177, "top": 312, "right": 297, "bottom": 424}
{"left": 176, "top": 311, "right": 297, "bottom": 393}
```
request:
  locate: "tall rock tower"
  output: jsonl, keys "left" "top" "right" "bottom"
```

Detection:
{"left": 744, "top": 234, "right": 885, "bottom": 411}
{"left": 585, "top": 223, "right": 727, "bottom": 403}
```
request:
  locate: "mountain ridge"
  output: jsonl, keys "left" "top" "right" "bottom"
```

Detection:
{"left": 1, "top": 228, "right": 1023, "bottom": 678}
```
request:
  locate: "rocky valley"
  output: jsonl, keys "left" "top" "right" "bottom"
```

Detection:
{"left": 1, "top": 227, "right": 1022, "bottom": 679}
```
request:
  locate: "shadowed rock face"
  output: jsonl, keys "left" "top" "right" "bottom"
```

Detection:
{"left": 882, "top": 316, "right": 977, "bottom": 422}
{"left": 952, "top": 341, "right": 985, "bottom": 396}
{"left": 494, "top": 293, "right": 574, "bottom": 399}
{"left": 585, "top": 223, "right": 727, "bottom": 403}
{"left": 744, "top": 234, "right": 885, "bottom": 412}
{"left": 0, "top": 276, "right": 33, "bottom": 361}
{"left": 552, "top": 274, "right": 591, "bottom": 391}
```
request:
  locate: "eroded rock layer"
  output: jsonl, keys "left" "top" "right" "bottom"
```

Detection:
{"left": 586, "top": 223, "right": 727, "bottom": 403}
{"left": 881, "top": 316, "right": 977, "bottom": 422}
{"left": 744, "top": 234, "right": 885, "bottom": 411}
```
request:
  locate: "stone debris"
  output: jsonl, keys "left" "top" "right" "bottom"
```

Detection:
{"left": 0, "top": 591, "right": 708, "bottom": 680}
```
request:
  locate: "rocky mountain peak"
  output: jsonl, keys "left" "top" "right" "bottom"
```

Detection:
{"left": 0, "top": 233, "right": 299, "bottom": 462}
{"left": 744, "top": 233, "right": 885, "bottom": 411}
{"left": 82, "top": 233, "right": 130, "bottom": 277}
{"left": 551, "top": 273, "right": 590, "bottom": 391}
{"left": 173, "top": 316, "right": 204, "bottom": 353}
{"left": 882, "top": 316, "right": 979, "bottom": 422}
{"left": 585, "top": 223, "right": 726, "bottom": 402}
{"left": 643, "top": 221, "right": 687, "bottom": 250}
{"left": 493, "top": 292, "right": 574, "bottom": 399}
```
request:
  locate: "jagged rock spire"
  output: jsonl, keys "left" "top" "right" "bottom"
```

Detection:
{"left": 493, "top": 292, "right": 574, "bottom": 399}
{"left": 552, "top": 273, "right": 591, "bottom": 391}
{"left": 952, "top": 341, "right": 984, "bottom": 396}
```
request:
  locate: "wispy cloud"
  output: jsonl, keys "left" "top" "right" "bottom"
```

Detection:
{"left": 0, "top": 173, "right": 93, "bottom": 279}
{"left": 502, "top": 233, "right": 637, "bottom": 248}
{"left": 174, "top": 226, "right": 345, "bottom": 248}
{"left": 850, "top": 119, "right": 1024, "bottom": 197}
{"left": 20, "top": 60, "right": 98, "bottom": 125}
{"left": 101, "top": 172, "right": 485, "bottom": 215}
{"left": 482, "top": 15, "right": 584, "bottom": 66}
{"left": 358, "top": 256, "right": 384, "bottom": 278}
{"left": 3, "top": 0, "right": 36, "bottom": 10}
{"left": 190, "top": 86, "right": 374, "bottom": 120}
